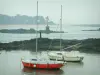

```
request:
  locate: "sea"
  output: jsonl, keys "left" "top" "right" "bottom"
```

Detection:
{"left": 0, "top": 24, "right": 100, "bottom": 43}
{"left": 0, "top": 24, "right": 100, "bottom": 75}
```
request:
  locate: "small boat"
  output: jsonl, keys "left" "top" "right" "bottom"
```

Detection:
{"left": 21, "top": 58, "right": 64, "bottom": 69}
{"left": 21, "top": 1, "right": 64, "bottom": 69}
{"left": 63, "top": 51, "right": 84, "bottom": 62}
{"left": 48, "top": 51, "right": 84, "bottom": 62}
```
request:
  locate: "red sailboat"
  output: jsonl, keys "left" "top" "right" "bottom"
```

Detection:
{"left": 22, "top": 58, "right": 64, "bottom": 69}
{"left": 21, "top": 1, "right": 64, "bottom": 69}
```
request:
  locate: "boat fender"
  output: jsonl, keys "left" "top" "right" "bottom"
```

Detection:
{"left": 34, "top": 64, "right": 36, "bottom": 67}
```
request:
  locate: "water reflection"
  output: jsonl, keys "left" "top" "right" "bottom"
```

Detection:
{"left": 66, "top": 62, "right": 84, "bottom": 67}
{"left": 22, "top": 67, "right": 64, "bottom": 75}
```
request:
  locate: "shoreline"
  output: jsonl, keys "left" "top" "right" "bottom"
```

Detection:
{"left": 0, "top": 38, "right": 100, "bottom": 53}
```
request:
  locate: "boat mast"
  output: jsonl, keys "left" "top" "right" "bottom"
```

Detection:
{"left": 36, "top": 1, "right": 38, "bottom": 55}
{"left": 60, "top": 5, "right": 62, "bottom": 51}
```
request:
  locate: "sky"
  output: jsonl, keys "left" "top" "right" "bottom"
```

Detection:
{"left": 0, "top": 0, "right": 100, "bottom": 24}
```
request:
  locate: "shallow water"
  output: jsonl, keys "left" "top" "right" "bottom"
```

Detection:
{"left": 0, "top": 50, "right": 100, "bottom": 75}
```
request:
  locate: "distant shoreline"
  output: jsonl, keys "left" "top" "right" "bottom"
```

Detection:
{"left": 0, "top": 14, "right": 56, "bottom": 25}
{"left": 73, "top": 24, "right": 100, "bottom": 27}
{"left": 82, "top": 28, "right": 100, "bottom": 31}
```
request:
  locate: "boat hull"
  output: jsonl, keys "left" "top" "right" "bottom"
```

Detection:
{"left": 49, "top": 56, "right": 84, "bottom": 62}
{"left": 22, "top": 61, "right": 63, "bottom": 69}
{"left": 64, "top": 57, "right": 84, "bottom": 62}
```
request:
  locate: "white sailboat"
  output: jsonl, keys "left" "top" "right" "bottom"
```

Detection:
{"left": 48, "top": 51, "right": 84, "bottom": 62}
{"left": 48, "top": 5, "right": 84, "bottom": 62}
{"left": 21, "top": 1, "right": 64, "bottom": 69}
{"left": 63, "top": 51, "right": 84, "bottom": 62}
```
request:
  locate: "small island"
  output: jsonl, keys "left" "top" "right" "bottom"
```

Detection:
{"left": 0, "top": 25, "right": 64, "bottom": 34}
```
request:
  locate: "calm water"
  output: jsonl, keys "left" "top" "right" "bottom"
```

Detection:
{"left": 0, "top": 25, "right": 100, "bottom": 75}
{"left": 0, "top": 25, "right": 100, "bottom": 43}
{"left": 0, "top": 50, "right": 100, "bottom": 75}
